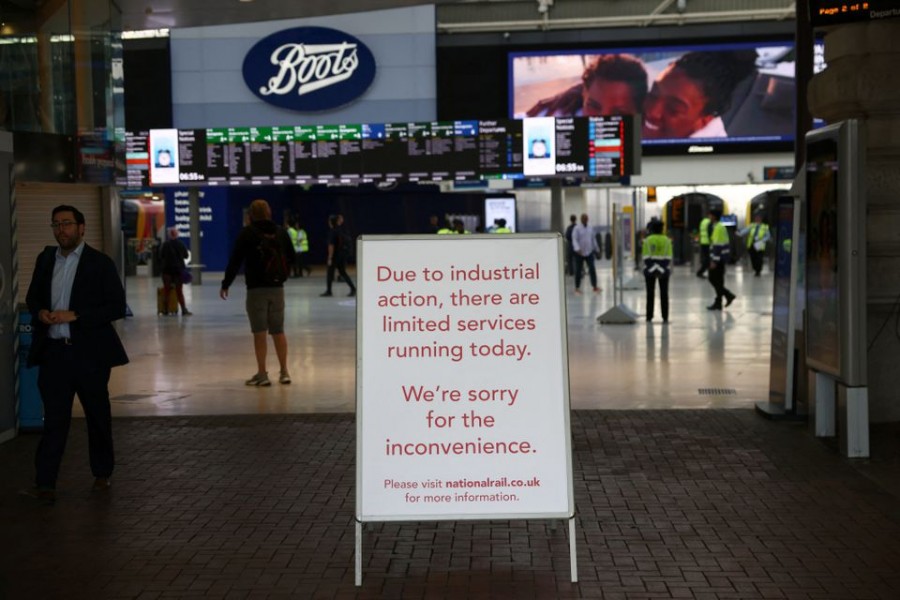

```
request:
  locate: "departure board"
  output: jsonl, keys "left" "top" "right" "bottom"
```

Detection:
{"left": 270, "top": 126, "right": 295, "bottom": 183}
{"left": 124, "top": 116, "right": 639, "bottom": 188}
{"left": 124, "top": 130, "right": 150, "bottom": 188}
{"left": 406, "top": 122, "right": 431, "bottom": 182}
{"left": 205, "top": 127, "right": 253, "bottom": 184}
{"left": 361, "top": 123, "right": 406, "bottom": 183}
{"left": 554, "top": 116, "right": 632, "bottom": 181}
{"left": 429, "top": 121, "right": 454, "bottom": 181}
{"left": 177, "top": 129, "right": 206, "bottom": 183}
{"left": 478, "top": 119, "right": 524, "bottom": 180}
{"left": 315, "top": 124, "right": 341, "bottom": 184}
{"left": 453, "top": 120, "right": 480, "bottom": 181}
{"left": 338, "top": 124, "right": 363, "bottom": 185}
{"left": 292, "top": 125, "right": 318, "bottom": 184}
{"left": 246, "top": 127, "right": 276, "bottom": 184}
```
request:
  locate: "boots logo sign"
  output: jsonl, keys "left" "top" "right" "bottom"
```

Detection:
{"left": 242, "top": 27, "right": 377, "bottom": 112}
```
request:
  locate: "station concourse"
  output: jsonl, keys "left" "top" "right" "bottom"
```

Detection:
{"left": 2, "top": 263, "right": 900, "bottom": 598}
{"left": 2, "top": 1, "right": 900, "bottom": 597}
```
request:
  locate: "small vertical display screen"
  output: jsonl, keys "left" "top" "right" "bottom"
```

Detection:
{"left": 805, "top": 139, "right": 840, "bottom": 375}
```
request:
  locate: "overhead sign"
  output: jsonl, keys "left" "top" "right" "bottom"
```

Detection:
{"left": 356, "top": 234, "right": 574, "bottom": 522}
{"left": 242, "top": 26, "right": 377, "bottom": 112}
{"left": 810, "top": 0, "right": 900, "bottom": 26}
{"left": 128, "top": 116, "right": 639, "bottom": 188}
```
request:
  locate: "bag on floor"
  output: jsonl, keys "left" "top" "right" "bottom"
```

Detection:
{"left": 157, "top": 287, "right": 178, "bottom": 315}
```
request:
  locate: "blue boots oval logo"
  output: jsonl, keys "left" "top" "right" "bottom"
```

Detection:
{"left": 243, "top": 26, "right": 377, "bottom": 112}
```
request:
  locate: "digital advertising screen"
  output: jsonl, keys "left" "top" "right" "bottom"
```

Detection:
{"left": 522, "top": 117, "right": 557, "bottom": 176}
{"left": 768, "top": 197, "right": 796, "bottom": 408}
{"left": 149, "top": 128, "right": 180, "bottom": 185}
{"left": 510, "top": 41, "right": 807, "bottom": 154}
{"left": 485, "top": 196, "right": 517, "bottom": 233}
{"left": 805, "top": 138, "right": 840, "bottom": 376}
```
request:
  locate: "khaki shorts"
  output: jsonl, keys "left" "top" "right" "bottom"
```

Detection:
{"left": 245, "top": 287, "right": 285, "bottom": 334}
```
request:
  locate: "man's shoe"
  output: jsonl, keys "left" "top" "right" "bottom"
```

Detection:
{"left": 707, "top": 304, "right": 722, "bottom": 311}
{"left": 696, "top": 272, "right": 706, "bottom": 278}
{"left": 574, "top": 288, "right": 582, "bottom": 295}
{"left": 592, "top": 287, "right": 601, "bottom": 293}
{"left": 319, "top": 291, "right": 333, "bottom": 297}
{"left": 245, "top": 372, "right": 271, "bottom": 387}
{"left": 20, "top": 487, "right": 56, "bottom": 506}
{"left": 92, "top": 477, "right": 111, "bottom": 491}
{"left": 348, "top": 289, "right": 356, "bottom": 297}
{"left": 279, "top": 371, "right": 291, "bottom": 385}
{"left": 725, "top": 294, "right": 736, "bottom": 307}
{"left": 182, "top": 310, "right": 193, "bottom": 316}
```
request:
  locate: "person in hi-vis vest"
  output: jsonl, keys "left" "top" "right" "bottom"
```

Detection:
{"left": 696, "top": 210, "right": 712, "bottom": 278}
{"left": 742, "top": 212, "right": 771, "bottom": 277}
{"left": 707, "top": 209, "right": 736, "bottom": 311}
{"left": 642, "top": 219, "right": 673, "bottom": 323}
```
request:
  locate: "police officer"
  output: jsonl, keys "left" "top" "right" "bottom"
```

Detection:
{"left": 493, "top": 218, "right": 512, "bottom": 234}
{"left": 707, "top": 209, "right": 736, "bottom": 310}
{"left": 642, "top": 219, "right": 673, "bottom": 323}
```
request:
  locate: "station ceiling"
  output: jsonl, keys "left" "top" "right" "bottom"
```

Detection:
{"left": 115, "top": 0, "right": 797, "bottom": 33}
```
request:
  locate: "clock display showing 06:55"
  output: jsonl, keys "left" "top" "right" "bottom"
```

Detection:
{"left": 555, "top": 162, "right": 584, "bottom": 174}
{"left": 179, "top": 171, "right": 206, "bottom": 182}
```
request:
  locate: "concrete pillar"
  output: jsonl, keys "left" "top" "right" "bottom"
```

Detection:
{"left": 808, "top": 20, "right": 900, "bottom": 422}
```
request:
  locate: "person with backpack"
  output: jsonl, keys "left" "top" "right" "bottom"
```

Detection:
{"left": 320, "top": 213, "right": 356, "bottom": 297}
{"left": 220, "top": 199, "right": 296, "bottom": 386}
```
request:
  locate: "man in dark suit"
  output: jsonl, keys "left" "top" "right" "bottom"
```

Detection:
{"left": 24, "top": 205, "right": 128, "bottom": 505}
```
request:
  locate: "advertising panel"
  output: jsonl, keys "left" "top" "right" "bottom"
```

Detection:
{"left": 510, "top": 41, "right": 815, "bottom": 154}
{"left": 485, "top": 196, "right": 517, "bottom": 233}
{"left": 767, "top": 198, "right": 797, "bottom": 409}
{"left": 805, "top": 138, "right": 840, "bottom": 376}
{"left": 356, "top": 235, "right": 573, "bottom": 521}
{"left": 804, "top": 120, "right": 866, "bottom": 387}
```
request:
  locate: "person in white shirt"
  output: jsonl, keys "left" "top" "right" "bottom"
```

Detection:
{"left": 571, "top": 213, "right": 601, "bottom": 295}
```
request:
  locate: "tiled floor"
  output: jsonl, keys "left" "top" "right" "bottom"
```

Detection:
{"left": 106, "top": 262, "right": 774, "bottom": 417}
{"left": 3, "top": 261, "right": 899, "bottom": 599}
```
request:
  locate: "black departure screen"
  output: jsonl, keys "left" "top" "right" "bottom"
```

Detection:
{"left": 292, "top": 126, "right": 318, "bottom": 184}
{"left": 177, "top": 129, "right": 206, "bottom": 183}
{"left": 124, "top": 130, "right": 150, "bottom": 188}
{"left": 452, "top": 120, "right": 479, "bottom": 181}
{"left": 337, "top": 124, "right": 363, "bottom": 185}
{"left": 478, "top": 119, "right": 524, "bottom": 180}
{"left": 361, "top": 123, "right": 406, "bottom": 183}
{"left": 126, "top": 116, "right": 638, "bottom": 188}
{"left": 554, "top": 115, "right": 631, "bottom": 181}
{"left": 406, "top": 122, "right": 431, "bottom": 182}
{"left": 315, "top": 125, "right": 340, "bottom": 184}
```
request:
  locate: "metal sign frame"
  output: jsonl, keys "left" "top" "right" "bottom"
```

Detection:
{"left": 354, "top": 233, "right": 576, "bottom": 585}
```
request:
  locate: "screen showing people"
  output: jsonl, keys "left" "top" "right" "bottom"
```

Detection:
{"left": 510, "top": 41, "right": 806, "bottom": 147}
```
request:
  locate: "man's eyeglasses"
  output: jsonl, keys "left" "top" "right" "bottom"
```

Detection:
{"left": 50, "top": 220, "right": 78, "bottom": 229}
